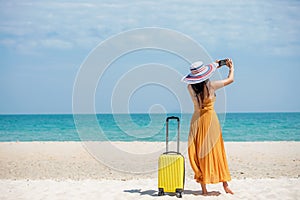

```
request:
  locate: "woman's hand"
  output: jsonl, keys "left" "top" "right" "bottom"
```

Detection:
{"left": 226, "top": 59, "right": 234, "bottom": 70}
{"left": 215, "top": 59, "right": 222, "bottom": 68}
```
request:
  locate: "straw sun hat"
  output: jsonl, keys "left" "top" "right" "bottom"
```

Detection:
{"left": 181, "top": 61, "right": 218, "bottom": 84}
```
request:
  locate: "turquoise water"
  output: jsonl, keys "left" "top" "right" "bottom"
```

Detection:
{"left": 0, "top": 113, "right": 299, "bottom": 142}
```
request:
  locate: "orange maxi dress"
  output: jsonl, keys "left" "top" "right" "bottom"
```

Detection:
{"left": 188, "top": 97, "right": 231, "bottom": 184}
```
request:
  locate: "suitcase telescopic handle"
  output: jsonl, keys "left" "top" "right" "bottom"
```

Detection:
{"left": 166, "top": 116, "right": 180, "bottom": 154}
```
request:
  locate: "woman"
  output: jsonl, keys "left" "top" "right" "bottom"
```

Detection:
{"left": 182, "top": 59, "right": 235, "bottom": 195}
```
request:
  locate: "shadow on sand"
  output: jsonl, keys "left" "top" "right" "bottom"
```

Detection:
{"left": 123, "top": 189, "right": 157, "bottom": 197}
{"left": 184, "top": 190, "right": 221, "bottom": 196}
{"left": 123, "top": 189, "right": 221, "bottom": 197}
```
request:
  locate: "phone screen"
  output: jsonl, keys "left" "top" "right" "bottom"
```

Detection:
{"left": 218, "top": 59, "right": 227, "bottom": 66}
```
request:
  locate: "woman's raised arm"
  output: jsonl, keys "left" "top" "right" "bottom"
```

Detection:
{"left": 211, "top": 59, "right": 234, "bottom": 91}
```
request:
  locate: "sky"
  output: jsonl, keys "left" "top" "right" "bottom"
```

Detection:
{"left": 0, "top": 0, "right": 300, "bottom": 114}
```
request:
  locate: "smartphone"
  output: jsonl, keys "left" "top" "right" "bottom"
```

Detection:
{"left": 218, "top": 59, "right": 227, "bottom": 67}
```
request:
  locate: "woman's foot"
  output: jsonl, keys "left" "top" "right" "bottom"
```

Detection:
{"left": 224, "top": 186, "right": 234, "bottom": 194}
{"left": 200, "top": 183, "right": 221, "bottom": 196}
{"left": 223, "top": 182, "right": 234, "bottom": 194}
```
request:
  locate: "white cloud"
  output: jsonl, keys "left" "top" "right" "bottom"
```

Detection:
{"left": 40, "top": 39, "right": 73, "bottom": 49}
{"left": 0, "top": 38, "right": 16, "bottom": 46}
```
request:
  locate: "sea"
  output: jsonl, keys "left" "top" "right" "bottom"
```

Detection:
{"left": 0, "top": 113, "right": 299, "bottom": 142}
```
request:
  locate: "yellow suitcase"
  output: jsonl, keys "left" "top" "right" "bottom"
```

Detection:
{"left": 158, "top": 116, "right": 185, "bottom": 198}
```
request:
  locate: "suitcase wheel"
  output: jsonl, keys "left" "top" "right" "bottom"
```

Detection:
{"left": 158, "top": 188, "right": 164, "bottom": 196}
{"left": 176, "top": 189, "right": 183, "bottom": 198}
{"left": 175, "top": 191, "right": 182, "bottom": 198}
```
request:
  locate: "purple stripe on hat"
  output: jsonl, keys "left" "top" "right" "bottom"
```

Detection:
{"left": 190, "top": 64, "right": 203, "bottom": 71}
{"left": 185, "top": 64, "right": 213, "bottom": 80}
{"left": 191, "top": 66, "right": 206, "bottom": 75}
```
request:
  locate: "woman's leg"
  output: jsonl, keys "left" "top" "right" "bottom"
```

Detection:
{"left": 223, "top": 182, "right": 234, "bottom": 194}
{"left": 201, "top": 183, "right": 208, "bottom": 195}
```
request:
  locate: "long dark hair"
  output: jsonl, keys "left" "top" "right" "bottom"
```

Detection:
{"left": 191, "top": 80, "right": 209, "bottom": 104}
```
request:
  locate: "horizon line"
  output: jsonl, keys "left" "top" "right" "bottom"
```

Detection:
{"left": 1, "top": 111, "right": 300, "bottom": 115}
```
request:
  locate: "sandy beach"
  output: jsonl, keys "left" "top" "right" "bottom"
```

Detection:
{"left": 0, "top": 142, "right": 299, "bottom": 199}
